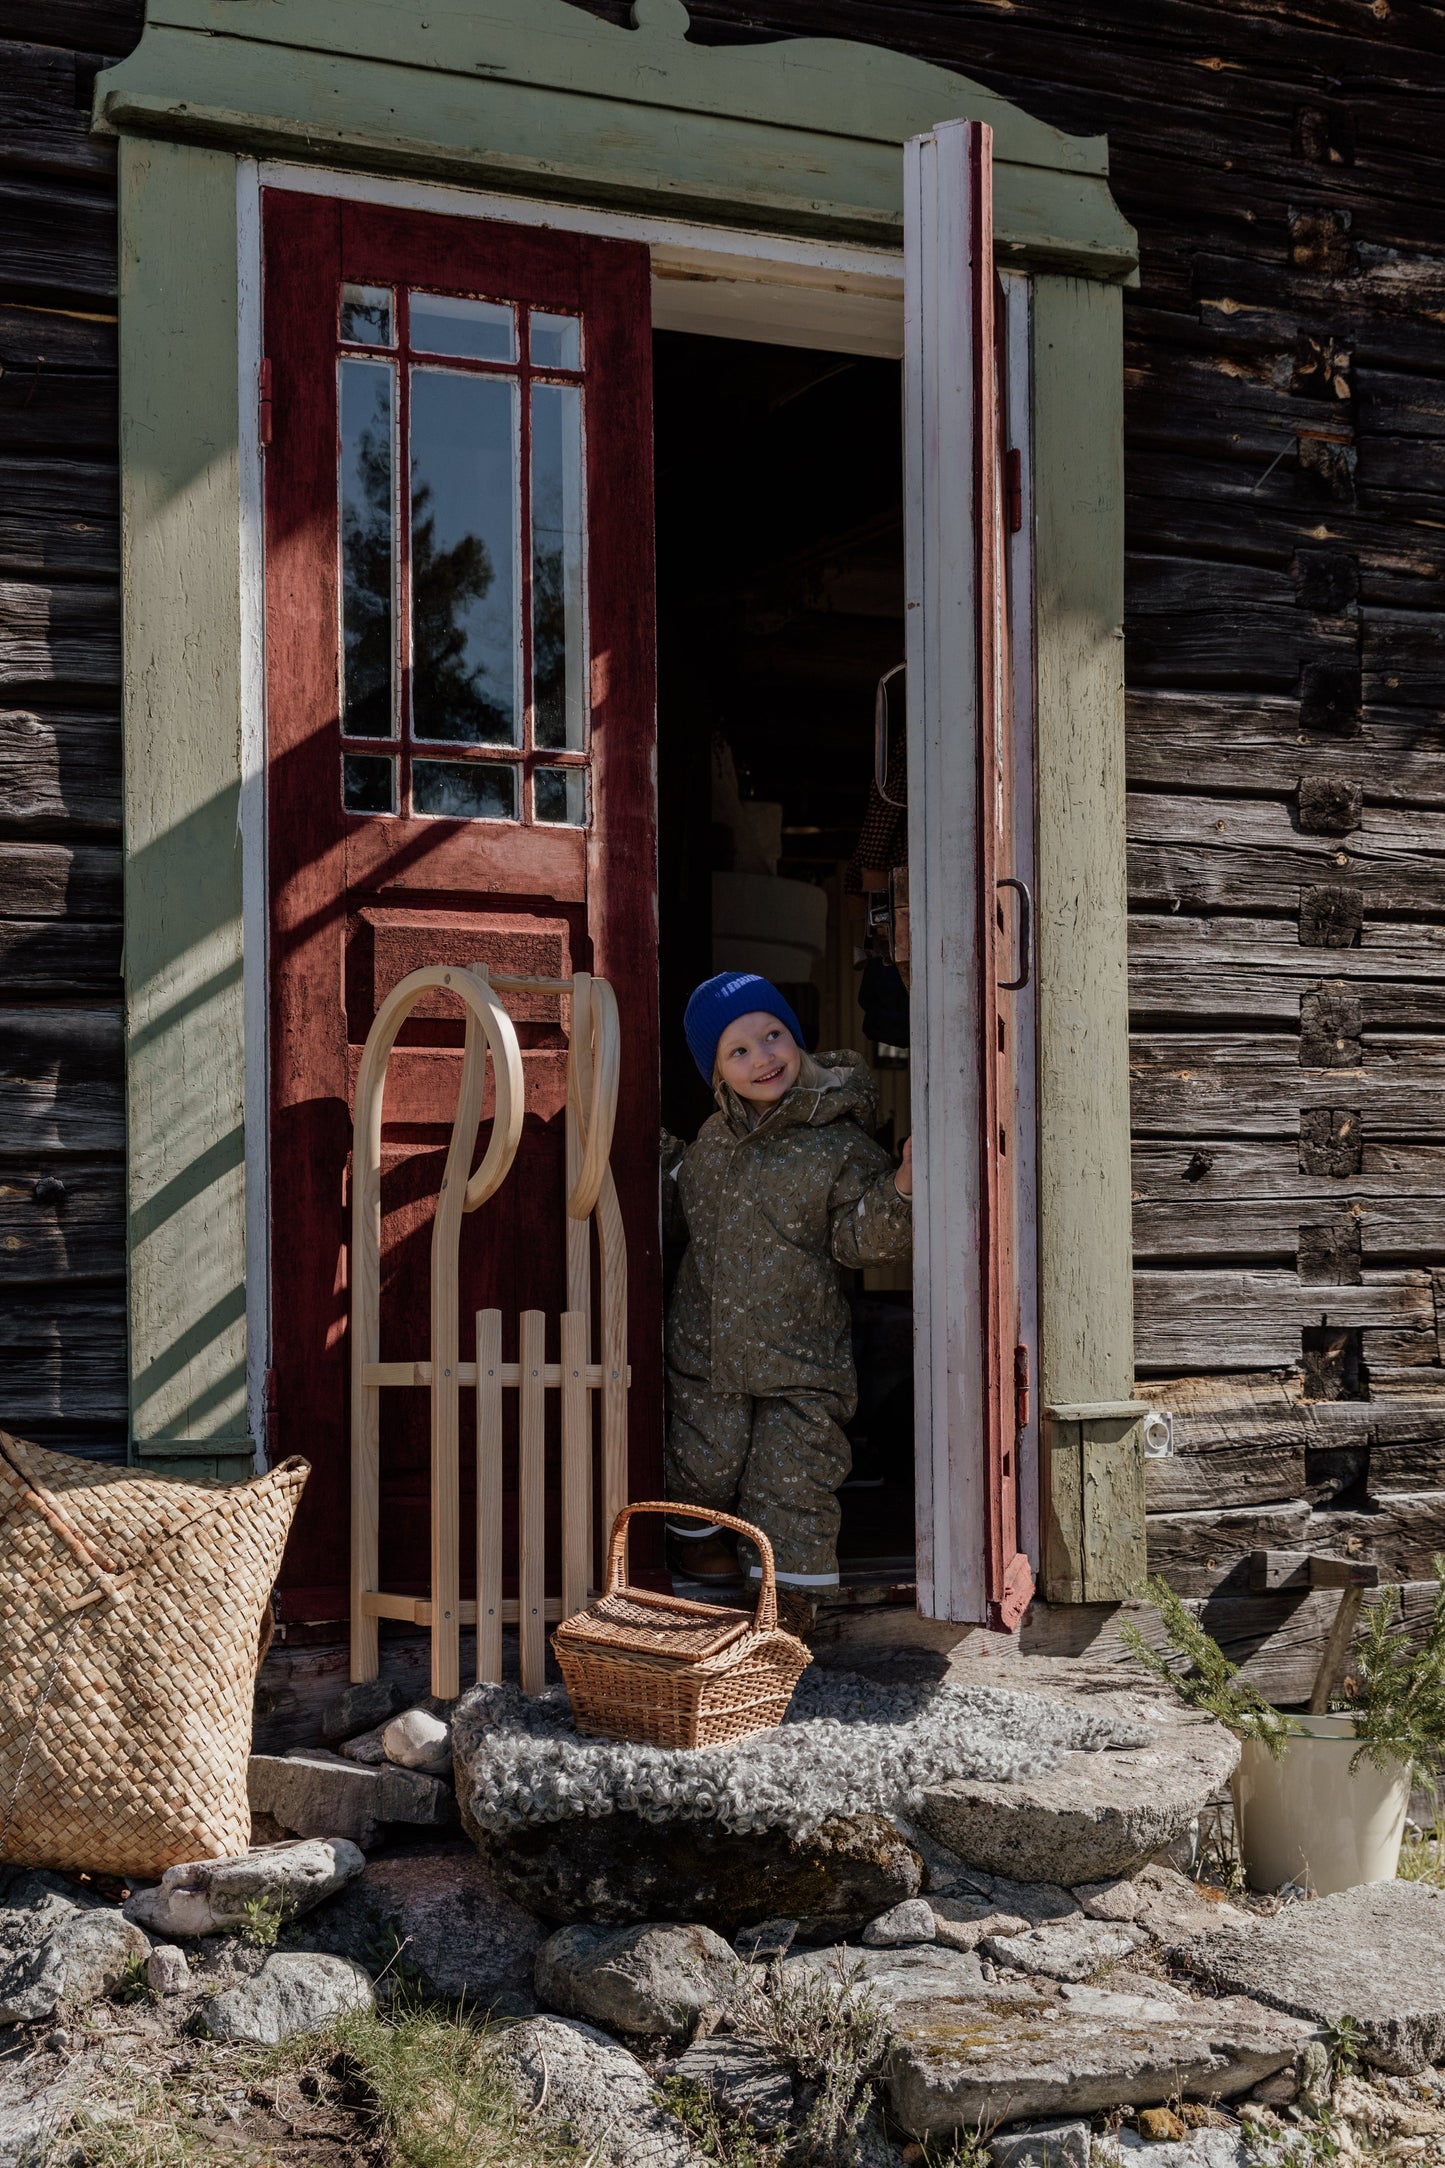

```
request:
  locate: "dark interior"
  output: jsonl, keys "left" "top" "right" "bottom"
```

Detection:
{"left": 652, "top": 329, "right": 916, "bottom": 1578}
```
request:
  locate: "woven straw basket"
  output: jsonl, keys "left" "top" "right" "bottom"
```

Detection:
{"left": 553, "top": 1502, "right": 811, "bottom": 1748}
{"left": 0, "top": 1430, "right": 307, "bottom": 1877}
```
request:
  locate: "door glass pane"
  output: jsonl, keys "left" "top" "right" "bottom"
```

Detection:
{"left": 343, "top": 752, "right": 396, "bottom": 815}
{"left": 534, "top": 765, "right": 586, "bottom": 826}
{"left": 413, "top": 759, "right": 517, "bottom": 821}
{"left": 341, "top": 283, "right": 394, "bottom": 346}
{"left": 339, "top": 357, "right": 396, "bottom": 738}
{"left": 530, "top": 311, "right": 581, "bottom": 371}
{"left": 411, "top": 293, "right": 515, "bottom": 363}
{"left": 531, "top": 381, "right": 586, "bottom": 752}
{"left": 411, "top": 369, "right": 520, "bottom": 746}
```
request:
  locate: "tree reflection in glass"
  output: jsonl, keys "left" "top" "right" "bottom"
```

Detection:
{"left": 411, "top": 369, "right": 519, "bottom": 746}
{"left": 339, "top": 358, "right": 395, "bottom": 737}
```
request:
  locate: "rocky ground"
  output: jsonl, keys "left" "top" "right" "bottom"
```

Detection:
{"left": 3, "top": 1671, "right": 1444, "bottom": 2168}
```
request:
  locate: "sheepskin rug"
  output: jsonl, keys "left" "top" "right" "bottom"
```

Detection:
{"left": 453, "top": 1668, "right": 1150, "bottom": 1843}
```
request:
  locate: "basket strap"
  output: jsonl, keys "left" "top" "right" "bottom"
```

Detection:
{"left": 0, "top": 1433, "right": 309, "bottom": 1614}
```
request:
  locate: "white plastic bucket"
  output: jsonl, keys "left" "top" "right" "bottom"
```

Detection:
{"left": 1232, "top": 1713, "right": 1412, "bottom": 1896}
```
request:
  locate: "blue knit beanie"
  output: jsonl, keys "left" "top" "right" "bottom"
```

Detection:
{"left": 683, "top": 973, "right": 806, "bottom": 1083}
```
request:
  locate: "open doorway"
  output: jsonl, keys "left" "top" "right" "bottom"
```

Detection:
{"left": 653, "top": 329, "right": 916, "bottom": 1587}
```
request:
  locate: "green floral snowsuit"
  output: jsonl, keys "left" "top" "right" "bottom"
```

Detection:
{"left": 661, "top": 1051, "right": 912, "bottom": 1586}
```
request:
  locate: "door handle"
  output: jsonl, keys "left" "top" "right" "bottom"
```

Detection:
{"left": 874, "top": 663, "right": 906, "bottom": 807}
{"left": 997, "top": 877, "right": 1032, "bottom": 992}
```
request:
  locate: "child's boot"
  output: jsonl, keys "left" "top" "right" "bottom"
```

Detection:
{"left": 665, "top": 1522, "right": 739, "bottom": 1584}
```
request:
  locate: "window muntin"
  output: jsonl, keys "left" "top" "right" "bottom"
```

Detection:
{"left": 336, "top": 290, "right": 589, "bottom": 823}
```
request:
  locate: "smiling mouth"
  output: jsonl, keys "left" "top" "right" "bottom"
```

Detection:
{"left": 753, "top": 1065, "right": 786, "bottom": 1086}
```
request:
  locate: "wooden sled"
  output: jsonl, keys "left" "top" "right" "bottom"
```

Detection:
{"left": 349, "top": 965, "right": 629, "bottom": 1699}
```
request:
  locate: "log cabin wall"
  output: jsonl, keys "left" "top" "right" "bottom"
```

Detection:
{"left": 2, "top": 0, "right": 1442, "bottom": 1691}
{"left": 0, "top": 1, "right": 144, "bottom": 1464}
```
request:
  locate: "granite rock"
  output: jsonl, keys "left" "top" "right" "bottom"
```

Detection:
{"left": 202, "top": 1952, "right": 374, "bottom": 2044}
{"left": 492, "top": 2015, "right": 709, "bottom": 2167}
{"left": 476, "top": 1811, "right": 922, "bottom": 1938}
{"left": 929, "top": 1902, "right": 1030, "bottom": 1952}
{"left": 982, "top": 1918, "right": 1147, "bottom": 1983}
{"left": 988, "top": 2120, "right": 1091, "bottom": 2168}
{"left": 1074, "top": 1866, "right": 1251, "bottom": 1943}
{"left": 382, "top": 1707, "right": 452, "bottom": 1776}
{"left": 1109, "top": 2132, "right": 1247, "bottom": 2167}
{"left": 862, "top": 1900, "right": 936, "bottom": 1948}
{"left": 917, "top": 1711, "right": 1237, "bottom": 1887}
{"left": 282, "top": 1844, "right": 542, "bottom": 2012}
{"left": 1177, "top": 1880, "right": 1445, "bottom": 2075}
{"left": 125, "top": 1839, "right": 365, "bottom": 1938}
{"left": 535, "top": 1921, "right": 742, "bottom": 2042}
{"left": 146, "top": 1944, "right": 190, "bottom": 1995}
{"left": 885, "top": 1983, "right": 1308, "bottom": 2134}
{"left": 321, "top": 1679, "right": 409, "bottom": 1744}
{"left": 667, "top": 2035, "right": 795, "bottom": 2135}
{"left": 0, "top": 1874, "right": 149, "bottom": 2028}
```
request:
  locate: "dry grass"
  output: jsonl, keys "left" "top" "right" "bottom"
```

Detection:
{"left": 58, "top": 2001, "right": 587, "bottom": 2168}
{"left": 1397, "top": 1816, "right": 1445, "bottom": 1887}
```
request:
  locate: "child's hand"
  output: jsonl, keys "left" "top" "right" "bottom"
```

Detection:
{"left": 895, "top": 1136, "right": 913, "bottom": 1198}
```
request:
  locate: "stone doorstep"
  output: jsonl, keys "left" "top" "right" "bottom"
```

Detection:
{"left": 247, "top": 1752, "right": 456, "bottom": 1850}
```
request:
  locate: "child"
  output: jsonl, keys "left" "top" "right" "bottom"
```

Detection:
{"left": 661, "top": 971, "right": 914, "bottom": 1632}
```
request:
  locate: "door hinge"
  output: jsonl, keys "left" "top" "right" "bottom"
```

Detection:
{"left": 1014, "top": 1342, "right": 1030, "bottom": 1435}
{"left": 259, "top": 357, "right": 274, "bottom": 448}
{"left": 1004, "top": 446, "right": 1023, "bottom": 533}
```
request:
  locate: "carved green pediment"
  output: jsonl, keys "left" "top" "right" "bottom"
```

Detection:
{"left": 96, "top": 0, "right": 1135, "bottom": 275}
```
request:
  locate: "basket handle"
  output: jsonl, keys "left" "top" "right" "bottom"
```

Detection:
{"left": 605, "top": 1500, "right": 778, "bottom": 1636}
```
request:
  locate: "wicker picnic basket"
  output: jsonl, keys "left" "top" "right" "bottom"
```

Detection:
{"left": 0, "top": 1429, "right": 307, "bottom": 1877}
{"left": 552, "top": 1502, "right": 811, "bottom": 1748}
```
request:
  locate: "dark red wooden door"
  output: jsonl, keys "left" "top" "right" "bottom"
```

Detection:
{"left": 262, "top": 191, "right": 659, "bottom": 1623}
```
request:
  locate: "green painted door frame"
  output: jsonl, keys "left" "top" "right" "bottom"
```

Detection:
{"left": 99, "top": 0, "right": 1142, "bottom": 1599}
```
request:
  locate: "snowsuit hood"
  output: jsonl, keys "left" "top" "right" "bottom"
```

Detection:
{"left": 663, "top": 1048, "right": 911, "bottom": 1400}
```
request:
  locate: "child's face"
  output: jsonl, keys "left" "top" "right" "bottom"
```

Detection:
{"left": 716, "top": 1011, "right": 802, "bottom": 1105}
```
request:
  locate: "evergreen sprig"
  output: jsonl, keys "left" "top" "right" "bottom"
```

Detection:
{"left": 1341, "top": 1554, "right": 1445, "bottom": 1790}
{"left": 1122, "top": 1577, "right": 1297, "bottom": 1757}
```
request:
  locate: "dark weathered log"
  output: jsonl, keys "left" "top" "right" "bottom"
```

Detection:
{"left": 0, "top": 839, "right": 119, "bottom": 918}
{"left": 1127, "top": 794, "right": 1445, "bottom": 918}
{"left": 0, "top": 708, "right": 120, "bottom": 830}
{"left": 0, "top": 41, "right": 119, "bottom": 183}
{"left": 1132, "top": 1196, "right": 1439, "bottom": 1269}
{"left": 0, "top": 460, "right": 117, "bottom": 578}
{"left": 1146, "top": 1500, "right": 1313, "bottom": 1596}
{"left": 1134, "top": 1267, "right": 1433, "bottom": 1372}
{"left": 0, "top": 578, "right": 119, "bottom": 688}
{"left": 1130, "top": 1034, "right": 1445, "bottom": 1140}
{"left": 0, "top": 1156, "right": 123, "bottom": 1283}
{"left": 1371, "top": 1439, "right": 1445, "bottom": 1491}
{"left": 0, "top": 2, "right": 142, "bottom": 52}
{"left": 1146, "top": 1444, "right": 1307, "bottom": 1514}
{"left": 0, "top": 920, "right": 120, "bottom": 991}
{"left": 0, "top": 1006, "right": 123, "bottom": 1151}
{"left": 0, "top": 1293, "right": 127, "bottom": 1422}
{"left": 1126, "top": 691, "right": 1445, "bottom": 807}
{"left": 0, "top": 304, "right": 117, "bottom": 456}
{"left": 1131, "top": 1137, "right": 1445, "bottom": 1202}
{"left": 0, "top": 175, "right": 116, "bottom": 305}
{"left": 1129, "top": 927, "right": 1445, "bottom": 1031}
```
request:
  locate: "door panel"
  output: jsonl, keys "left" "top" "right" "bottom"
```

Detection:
{"left": 262, "top": 189, "right": 660, "bottom": 1621}
{"left": 904, "top": 119, "right": 1035, "bottom": 1628}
